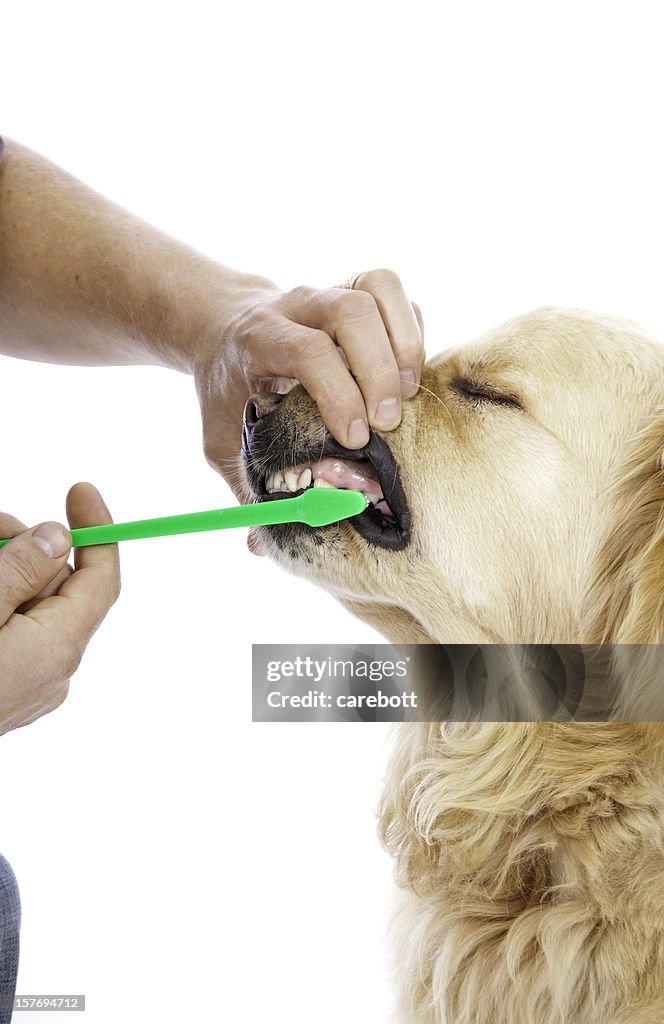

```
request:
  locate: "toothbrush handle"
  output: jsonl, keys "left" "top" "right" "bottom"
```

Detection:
{"left": 0, "top": 505, "right": 280, "bottom": 550}
{"left": 0, "top": 490, "right": 367, "bottom": 549}
{"left": 69, "top": 503, "right": 296, "bottom": 547}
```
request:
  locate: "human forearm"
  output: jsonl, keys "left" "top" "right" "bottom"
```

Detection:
{"left": 0, "top": 137, "right": 277, "bottom": 372}
{"left": 0, "top": 137, "right": 425, "bottom": 490}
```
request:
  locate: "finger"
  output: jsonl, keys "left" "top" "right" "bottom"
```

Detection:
{"left": 201, "top": 402, "right": 252, "bottom": 500}
{"left": 253, "top": 375, "right": 299, "bottom": 396}
{"left": 281, "top": 322, "right": 371, "bottom": 449}
{"left": 64, "top": 481, "right": 121, "bottom": 622}
{"left": 0, "top": 513, "right": 27, "bottom": 538}
{"left": 17, "top": 562, "right": 74, "bottom": 613}
{"left": 25, "top": 482, "right": 120, "bottom": 646}
{"left": 247, "top": 527, "right": 264, "bottom": 557}
{"left": 352, "top": 269, "right": 425, "bottom": 398}
{"left": 292, "top": 287, "right": 402, "bottom": 434}
{"left": 0, "top": 522, "right": 72, "bottom": 626}
{"left": 66, "top": 482, "right": 119, "bottom": 577}
{"left": 412, "top": 301, "right": 425, "bottom": 340}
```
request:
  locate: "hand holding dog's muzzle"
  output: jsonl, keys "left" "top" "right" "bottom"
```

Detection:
{"left": 194, "top": 268, "right": 424, "bottom": 499}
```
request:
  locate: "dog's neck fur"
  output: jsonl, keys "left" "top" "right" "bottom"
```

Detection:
{"left": 341, "top": 572, "right": 583, "bottom": 646}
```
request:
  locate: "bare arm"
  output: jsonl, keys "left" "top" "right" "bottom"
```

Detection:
{"left": 0, "top": 137, "right": 425, "bottom": 482}
{"left": 0, "top": 136, "right": 275, "bottom": 371}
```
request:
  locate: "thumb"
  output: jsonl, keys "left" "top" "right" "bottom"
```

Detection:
{"left": 0, "top": 522, "right": 72, "bottom": 626}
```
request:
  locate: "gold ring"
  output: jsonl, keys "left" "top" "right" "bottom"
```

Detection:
{"left": 336, "top": 271, "right": 364, "bottom": 291}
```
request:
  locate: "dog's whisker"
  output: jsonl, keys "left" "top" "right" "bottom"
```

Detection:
{"left": 408, "top": 380, "right": 456, "bottom": 431}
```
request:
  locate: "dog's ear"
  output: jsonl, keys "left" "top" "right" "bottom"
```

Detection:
{"left": 585, "top": 407, "right": 664, "bottom": 643}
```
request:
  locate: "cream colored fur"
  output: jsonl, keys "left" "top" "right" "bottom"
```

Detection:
{"left": 246, "top": 308, "right": 664, "bottom": 1023}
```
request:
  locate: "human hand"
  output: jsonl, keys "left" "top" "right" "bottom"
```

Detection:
{"left": 0, "top": 482, "right": 120, "bottom": 736}
{"left": 194, "top": 268, "right": 424, "bottom": 495}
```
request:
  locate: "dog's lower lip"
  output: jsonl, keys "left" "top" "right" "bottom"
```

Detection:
{"left": 246, "top": 433, "right": 410, "bottom": 550}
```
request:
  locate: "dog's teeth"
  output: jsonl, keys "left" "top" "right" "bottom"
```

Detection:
{"left": 285, "top": 469, "right": 299, "bottom": 492}
{"left": 266, "top": 472, "right": 275, "bottom": 492}
{"left": 274, "top": 472, "right": 285, "bottom": 492}
{"left": 297, "top": 467, "right": 312, "bottom": 490}
{"left": 313, "top": 478, "right": 335, "bottom": 489}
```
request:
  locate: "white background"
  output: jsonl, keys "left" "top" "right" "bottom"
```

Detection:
{"left": 2, "top": 3, "right": 664, "bottom": 1022}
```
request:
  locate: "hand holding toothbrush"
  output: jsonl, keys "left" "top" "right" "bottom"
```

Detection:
{"left": 0, "top": 484, "right": 120, "bottom": 736}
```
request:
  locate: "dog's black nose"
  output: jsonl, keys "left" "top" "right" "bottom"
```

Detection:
{"left": 243, "top": 392, "right": 285, "bottom": 452}
{"left": 243, "top": 392, "right": 284, "bottom": 428}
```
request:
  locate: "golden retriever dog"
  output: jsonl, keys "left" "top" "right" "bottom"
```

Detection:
{"left": 241, "top": 307, "right": 664, "bottom": 1024}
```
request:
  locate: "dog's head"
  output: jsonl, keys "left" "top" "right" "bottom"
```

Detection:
{"left": 241, "top": 308, "right": 664, "bottom": 647}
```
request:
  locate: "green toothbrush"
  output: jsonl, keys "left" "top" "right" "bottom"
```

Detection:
{"left": 0, "top": 488, "right": 368, "bottom": 549}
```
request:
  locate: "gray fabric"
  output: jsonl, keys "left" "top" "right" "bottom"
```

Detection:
{"left": 0, "top": 855, "right": 20, "bottom": 1023}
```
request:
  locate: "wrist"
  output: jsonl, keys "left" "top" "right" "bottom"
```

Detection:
{"left": 139, "top": 256, "right": 280, "bottom": 376}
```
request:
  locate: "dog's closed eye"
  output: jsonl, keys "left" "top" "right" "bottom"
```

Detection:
{"left": 451, "top": 376, "right": 524, "bottom": 410}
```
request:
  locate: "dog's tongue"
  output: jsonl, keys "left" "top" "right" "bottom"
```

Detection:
{"left": 309, "top": 457, "right": 384, "bottom": 502}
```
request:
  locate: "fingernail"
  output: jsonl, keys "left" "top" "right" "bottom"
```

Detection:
{"left": 348, "top": 417, "right": 370, "bottom": 447}
{"left": 375, "top": 396, "right": 401, "bottom": 429}
{"left": 32, "top": 523, "right": 70, "bottom": 558}
{"left": 399, "top": 369, "right": 418, "bottom": 398}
